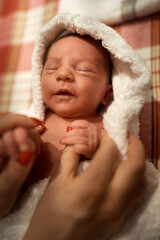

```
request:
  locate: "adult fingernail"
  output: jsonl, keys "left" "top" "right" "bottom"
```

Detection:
{"left": 30, "top": 117, "right": 43, "bottom": 125}
{"left": 17, "top": 151, "right": 33, "bottom": 166}
{"left": 30, "top": 117, "right": 45, "bottom": 128}
{"left": 17, "top": 145, "right": 33, "bottom": 166}
{"left": 66, "top": 126, "right": 72, "bottom": 132}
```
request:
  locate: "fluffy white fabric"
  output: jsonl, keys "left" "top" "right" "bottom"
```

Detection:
{"left": 31, "top": 12, "right": 151, "bottom": 158}
{"left": 1, "top": 162, "right": 160, "bottom": 240}
{"left": 0, "top": 179, "right": 49, "bottom": 240}
{"left": 1, "top": 13, "right": 160, "bottom": 240}
{"left": 58, "top": 0, "right": 160, "bottom": 25}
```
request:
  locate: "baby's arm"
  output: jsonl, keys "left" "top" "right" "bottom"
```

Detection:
{"left": 60, "top": 120, "right": 100, "bottom": 158}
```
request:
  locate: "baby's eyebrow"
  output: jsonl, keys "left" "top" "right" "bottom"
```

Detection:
{"left": 74, "top": 58, "right": 102, "bottom": 69}
{"left": 46, "top": 56, "right": 99, "bottom": 66}
{"left": 46, "top": 57, "right": 60, "bottom": 62}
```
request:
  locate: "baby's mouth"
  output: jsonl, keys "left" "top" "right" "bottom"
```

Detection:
{"left": 55, "top": 89, "right": 74, "bottom": 97}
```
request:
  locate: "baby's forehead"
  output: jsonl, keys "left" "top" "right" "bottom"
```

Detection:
{"left": 44, "top": 32, "right": 111, "bottom": 68}
{"left": 54, "top": 33, "right": 107, "bottom": 54}
{"left": 43, "top": 31, "right": 112, "bottom": 71}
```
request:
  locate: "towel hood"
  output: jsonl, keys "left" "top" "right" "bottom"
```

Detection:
{"left": 31, "top": 12, "right": 151, "bottom": 158}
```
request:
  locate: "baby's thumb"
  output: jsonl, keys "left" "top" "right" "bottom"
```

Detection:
{"left": 0, "top": 150, "right": 34, "bottom": 217}
{"left": 57, "top": 146, "right": 80, "bottom": 180}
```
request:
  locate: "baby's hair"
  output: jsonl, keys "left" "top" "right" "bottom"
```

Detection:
{"left": 43, "top": 32, "right": 112, "bottom": 84}
{"left": 43, "top": 30, "right": 73, "bottom": 65}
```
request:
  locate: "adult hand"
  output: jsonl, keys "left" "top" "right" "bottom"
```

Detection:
{"left": 24, "top": 131, "right": 145, "bottom": 240}
{"left": 0, "top": 114, "right": 41, "bottom": 218}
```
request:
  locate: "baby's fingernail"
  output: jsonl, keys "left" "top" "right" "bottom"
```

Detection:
{"left": 30, "top": 117, "right": 45, "bottom": 128}
{"left": 66, "top": 126, "right": 72, "bottom": 132}
{"left": 17, "top": 145, "right": 33, "bottom": 166}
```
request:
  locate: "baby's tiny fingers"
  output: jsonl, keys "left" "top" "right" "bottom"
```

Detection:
{"left": 65, "top": 128, "right": 89, "bottom": 138}
{"left": 60, "top": 135, "right": 89, "bottom": 146}
{"left": 70, "top": 120, "right": 89, "bottom": 129}
{"left": 74, "top": 144, "right": 92, "bottom": 159}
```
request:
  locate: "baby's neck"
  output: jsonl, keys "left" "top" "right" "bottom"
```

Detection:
{"left": 44, "top": 111, "right": 103, "bottom": 127}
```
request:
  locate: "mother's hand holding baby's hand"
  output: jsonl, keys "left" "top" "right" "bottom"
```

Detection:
{"left": 24, "top": 131, "right": 145, "bottom": 240}
{"left": 60, "top": 120, "right": 100, "bottom": 158}
{"left": 0, "top": 114, "right": 41, "bottom": 218}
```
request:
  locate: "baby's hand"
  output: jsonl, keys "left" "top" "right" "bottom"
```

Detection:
{"left": 60, "top": 120, "right": 100, "bottom": 158}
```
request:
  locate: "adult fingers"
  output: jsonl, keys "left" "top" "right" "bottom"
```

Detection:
{"left": 13, "top": 127, "right": 36, "bottom": 152}
{"left": 105, "top": 176, "right": 146, "bottom": 224}
{"left": 28, "top": 129, "right": 42, "bottom": 155}
{"left": 34, "top": 125, "right": 46, "bottom": 134}
{"left": 111, "top": 134, "right": 145, "bottom": 195}
{"left": 53, "top": 146, "right": 80, "bottom": 181}
{"left": 0, "top": 138, "right": 9, "bottom": 168}
{"left": 124, "top": 176, "right": 146, "bottom": 214}
{"left": 0, "top": 114, "right": 40, "bottom": 135}
{"left": 82, "top": 131, "right": 120, "bottom": 184}
{"left": 0, "top": 128, "right": 35, "bottom": 188}
{"left": 105, "top": 135, "right": 145, "bottom": 216}
{"left": 0, "top": 128, "right": 36, "bottom": 217}
{"left": 0, "top": 150, "right": 34, "bottom": 217}
{"left": 2, "top": 130, "right": 19, "bottom": 156}
{"left": 74, "top": 144, "right": 92, "bottom": 158}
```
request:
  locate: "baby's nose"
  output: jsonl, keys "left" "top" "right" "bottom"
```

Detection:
{"left": 55, "top": 66, "right": 74, "bottom": 82}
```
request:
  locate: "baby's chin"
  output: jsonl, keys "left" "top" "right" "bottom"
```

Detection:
{"left": 46, "top": 104, "right": 98, "bottom": 119}
{"left": 53, "top": 109, "right": 96, "bottom": 119}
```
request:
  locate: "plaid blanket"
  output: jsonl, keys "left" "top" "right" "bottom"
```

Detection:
{"left": 0, "top": 0, "right": 159, "bottom": 168}
{"left": 115, "top": 14, "right": 160, "bottom": 168}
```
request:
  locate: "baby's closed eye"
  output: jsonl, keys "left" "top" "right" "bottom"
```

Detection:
{"left": 75, "top": 64, "right": 96, "bottom": 74}
{"left": 45, "top": 65, "right": 58, "bottom": 72}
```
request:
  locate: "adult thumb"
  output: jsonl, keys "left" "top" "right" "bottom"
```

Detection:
{"left": 0, "top": 114, "right": 41, "bottom": 135}
{"left": 56, "top": 146, "right": 80, "bottom": 180}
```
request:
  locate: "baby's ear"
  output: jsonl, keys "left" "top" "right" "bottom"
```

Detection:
{"left": 101, "top": 85, "right": 113, "bottom": 105}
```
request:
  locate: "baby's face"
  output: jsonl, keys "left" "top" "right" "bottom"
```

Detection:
{"left": 41, "top": 35, "right": 110, "bottom": 118}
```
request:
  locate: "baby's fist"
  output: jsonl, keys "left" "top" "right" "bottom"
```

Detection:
{"left": 60, "top": 120, "right": 100, "bottom": 158}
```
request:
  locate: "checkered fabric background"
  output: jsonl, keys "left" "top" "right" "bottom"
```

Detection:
{"left": 0, "top": 0, "right": 159, "bottom": 168}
